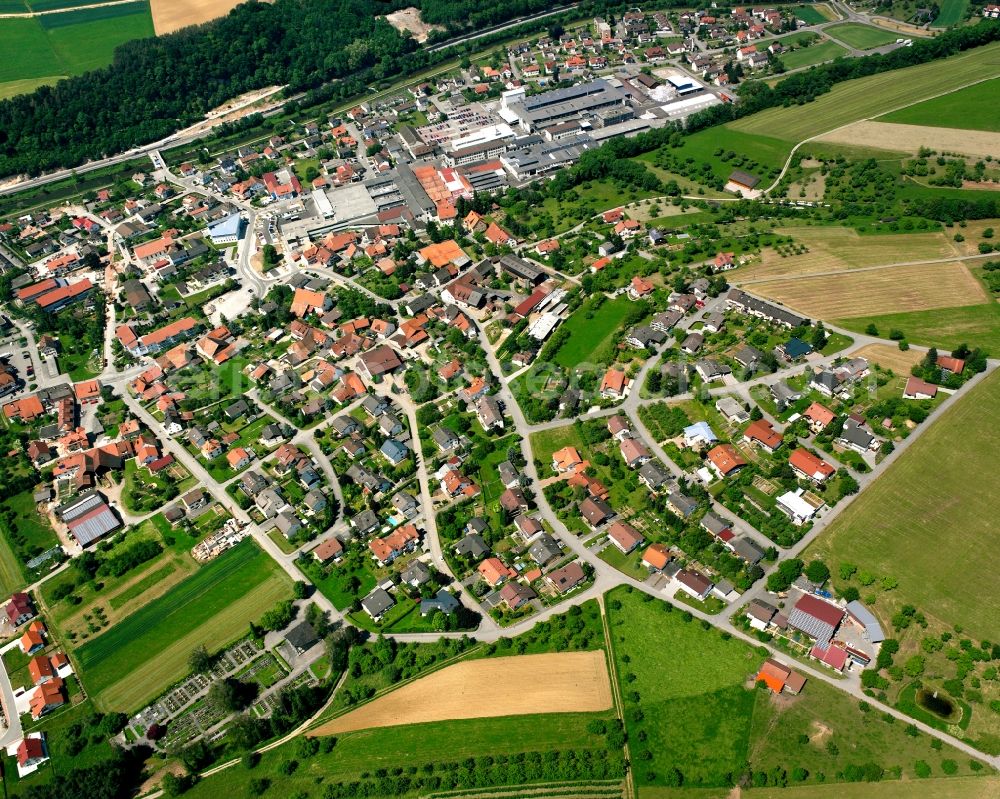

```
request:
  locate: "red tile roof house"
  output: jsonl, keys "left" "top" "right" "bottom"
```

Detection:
{"left": 313, "top": 536, "right": 344, "bottom": 563}
{"left": 903, "top": 376, "right": 938, "bottom": 400}
{"left": 600, "top": 368, "right": 629, "bottom": 399}
{"left": 369, "top": 523, "right": 420, "bottom": 566}
{"left": 478, "top": 557, "right": 515, "bottom": 587}
{"left": 705, "top": 443, "right": 747, "bottom": 479}
{"left": 642, "top": 543, "right": 671, "bottom": 572}
{"left": 500, "top": 582, "right": 537, "bottom": 610}
{"left": 29, "top": 677, "right": 65, "bottom": 719}
{"left": 619, "top": 437, "right": 651, "bottom": 468}
{"left": 608, "top": 521, "right": 644, "bottom": 554}
{"left": 802, "top": 401, "right": 835, "bottom": 433}
{"left": 743, "top": 419, "right": 783, "bottom": 453}
{"left": 788, "top": 448, "right": 835, "bottom": 484}
{"left": 675, "top": 568, "right": 713, "bottom": 600}
{"left": 6, "top": 592, "right": 35, "bottom": 626}
{"left": 357, "top": 346, "right": 403, "bottom": 381}
{"left": 17, "top": 736, "right": 47, "bottom": 770}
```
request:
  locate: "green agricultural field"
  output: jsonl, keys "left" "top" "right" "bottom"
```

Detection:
{"left": 729, "top": 41, "right": 1000, "bottom": 143}
{"left": 781, "top": 38, "right": 849, "bottom": 70}
{"left": 183, "top": 711, "right": 620, "bottom": 798}
{"left": 553, "top": 295, "right": 635, "bottom": 368}
{"left": 878, "top": 77, "right": 1000, "bottom": 131}
{"left": 807, "top": 369, "right": 1000, "bottom": 640}
{"left": 0, "top": 1, "right": 153, "bottom": 98}
{"left": 608, "top": 588, "right": 980, "bottom": 790}
{"left": 826, "top": 22, "right": 900, "bottom": 49}
{"left": 73, "top": 541, "right": 293, "bottom": 711}
{"left": 838, "top": 303, "right": 1000, "bottom": 356}
{"left": 790, "top": 3, "right": 836, "bottom": 24}
{"left": 932, "top": 0, "right": 970, "bottom": 27}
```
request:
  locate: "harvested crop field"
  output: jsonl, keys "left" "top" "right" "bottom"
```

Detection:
{"left": 733, "top": 227, "right": 959, "bottom": 282}
{"left": 817, "top": 120, "right": 1000, "bottom": 159}
{"left": 847, "top": 343, "right": 924, "bottom": 374}
{"left": 310, "top": 651, "right": 612, "bottom": 736}
{"left": 151, "top": 0, "right": 241, "bottom": 34}
{"left": 747, "top": 261, "right": 986, "bottom": 320}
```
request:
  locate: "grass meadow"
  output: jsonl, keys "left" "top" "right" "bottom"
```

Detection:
{"left": 826, "top": 23, "right": 900, "bottom": 49}
{"left": 608, "top": 588, "right": 983, "bottom": 790}
{"left": 73, "top": 541, "right": 292, "bottom": 711}
{"left": 781, "top": 39, "right": 849, "bottom": 70}
{"left": 878, "top": 77, "right": 1000, "bottom": 131}
{"left": 639, "top": 781, "right": 1000, "bottom": 799}
{"left": 181, "top": 711, "right": 617, "bottom": 798}
{"left": 553, "top": 295, "right": 635, "bottom": 369}
{"left": 806, "top": 369, "right": 1000, "bottom": 641}
{"left": 837, "top": 303, "right": 1000, "bottom": 358}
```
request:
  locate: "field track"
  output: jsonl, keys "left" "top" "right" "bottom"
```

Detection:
{"left": 309, "top": 651, "right": 613, "bottom": 736}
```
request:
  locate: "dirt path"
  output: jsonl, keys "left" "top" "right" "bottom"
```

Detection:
{"left": 0, "top": 0, "right": 139, "bottom": 18}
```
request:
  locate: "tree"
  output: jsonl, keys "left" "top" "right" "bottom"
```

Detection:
{"left": 804, "top": 560, "right": 830, "bottom": 584}
{"left": 189, "top": 645, "right": 213, "bottom": 674}
{"left": 208, "top": 677, "right": 256, "bottom": 713}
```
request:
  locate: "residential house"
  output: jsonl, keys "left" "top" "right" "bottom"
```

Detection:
{"left": 607, "top": 521, "right": 644, "bottom": 554}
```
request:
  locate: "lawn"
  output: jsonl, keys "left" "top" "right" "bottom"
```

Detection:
{"left": 806, "top": 368, "right": 1000, "bottom": 641}
{"left": 0, "top": 2, "right": 153, "bottom": 97}
{"left": 73, "top": 541, "right": 293, "bottom": 711}
{"left": 182, "top": 711, "right": 620, "bottom": 799}
{"left": 781, "top": 39, "right": 849, "bottom": 70}
{"left": 553, "top": 295, "right": 635, "bottom": 368}
{"left": 932, "top": 0, "right": 970, "bottom": 27}
{"left": 729, "top": 41, "right": 1000, "bottom": 143}
{"left": 837, "top": 303, "right": 1000, "bottom": 356}
{"left": 826, "top": 22, "right": 900, "bottom": 49}
{"left": 878, "top": 77, "right": 1000, "bottom": 132}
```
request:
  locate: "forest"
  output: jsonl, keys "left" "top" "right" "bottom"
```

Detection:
{"left": 0, "top": 0, "right": 421, "bottom": 177}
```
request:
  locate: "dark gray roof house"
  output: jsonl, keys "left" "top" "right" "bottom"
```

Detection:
{"left": 361, "top": 587, "right": 395, "bottom": 620}
{"left": 528, "top": 534, "right": 561, "bottom": 565}
{"left": 455, "top": 533, "right": 489, "bottom": 559}
{"left": 638, "top": 461, "right": 672, "bottom": 491}
{"left": 350, "top": 509, "right": 380, "bottom": 535}
{"left": 401, "top": 560, "right": 432, "bottom": 587}
{"left": 730, "top": 536, "right": 764, "bottom": 565}
{"left": 421, "top": 589, "right": 460, "bottom": 616}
